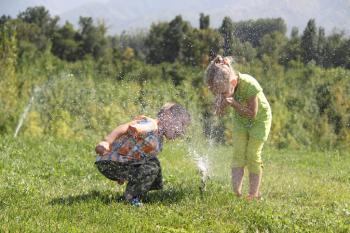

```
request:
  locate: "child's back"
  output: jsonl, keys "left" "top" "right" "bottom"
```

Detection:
{"left": 96, "top": 115, "right": 163, "bottom": 163}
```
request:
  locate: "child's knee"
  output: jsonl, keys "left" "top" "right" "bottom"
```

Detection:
{"left": 232, "top": 132, "right": 248, "bottom": 167}
{"left": 247, "top": 162, "right": 262, "bottom": 174}
{"left": 95, "top": 160, "right": 131, "bottom": 182}
{"left": 232, "top": 149, "right": 246, "bottom": 168}
{"left": 246, "top": 153, "right": 263, "bottom": 174}
{"left": 232, "top": 157, "right": 246, "bottom": 168}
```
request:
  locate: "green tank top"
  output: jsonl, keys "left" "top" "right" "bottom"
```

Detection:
{"left": 232, "top": 73, "right": 272, "bottom": 140}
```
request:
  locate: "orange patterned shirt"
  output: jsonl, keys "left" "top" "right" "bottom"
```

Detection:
{"left": 96, "top": 116, "right": 163, "bottom": 163}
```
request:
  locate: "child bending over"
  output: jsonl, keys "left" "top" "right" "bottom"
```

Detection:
{"left": 95, "top": 103, "right": 191, "bottom": 206}
{"left": 205, "top": 55, "right": 272, "bottom": 200}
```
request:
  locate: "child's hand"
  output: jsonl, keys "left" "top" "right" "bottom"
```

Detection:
{"left": 116, "top": 179, "right": 125, "bottom": 185}
{"left": 225, "top": 97, "right": 234, "bottom": 105}
{"left": 95, "top": 145, "right": 107, "bottom": 155}
{"left": 95, "top": 141, "right": 110, "bottom": 156}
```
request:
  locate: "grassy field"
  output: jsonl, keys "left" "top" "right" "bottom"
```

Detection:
{"left": 0, "top": 136, "right": 349, "bottom": 232}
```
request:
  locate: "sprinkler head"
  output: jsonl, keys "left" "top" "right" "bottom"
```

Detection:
{"left": 199, "top": 177, "right": 206, "bottom": 194}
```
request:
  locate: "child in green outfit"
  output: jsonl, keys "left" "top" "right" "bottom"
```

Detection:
{"left": 205, "top": 55, "right": 272, "bottom": 200}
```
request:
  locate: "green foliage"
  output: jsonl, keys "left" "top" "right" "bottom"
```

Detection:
{"left": 0, "top": 22, "right": 18, "bottom": 133}
{"left": 232, "top": 18, "right": 287, "bottom": 47}
{"left": 78, "top": 17, "right": 108, "bottom": 59}
{"left": 301, "top": 19, "right": 318, "bottom": 64}
{"left": 1, "top": 7, "right": 350, "bottom": 149}
{"left": 258, "top": 32, "right": 287, "bottom": 59}
{"left": 219, "top": 16, "right": 235, "bottom": 56}
{"left": 181, "top": 28, "right": 223, "bottom": 67}
{"left": 51, "top": 22, "right": 81, "bottom": 61}
{"left": 145, "top": 22, "right": 169, "bottom": 64}
{"left": 163, "top": 15, "right": 189, "bottom": 62}
{"left": 199, "top": 13, "right": 210, "bottom": 30}
{"left": 0, "top": 47, "right": 349, "bottom": 149}
{"left": 281, "top": 27, "right": 301, "bottom": 66}
{"left": 230, "top": 37, "right": 256, "bottom": 63}
{"left": 17, "top": 6, "right": 59, "bottom": 52}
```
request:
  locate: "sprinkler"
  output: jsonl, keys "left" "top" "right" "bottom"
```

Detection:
{"left": 196, "top": 154, "right": 210, "bottom": 195}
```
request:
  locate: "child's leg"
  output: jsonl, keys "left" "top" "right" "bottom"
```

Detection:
{"left": 149, "top": 162, "right": 163, "bottom": 191}
{"left": 245, "top": 136, "right": 265, "bottom": 198}
{"left": 125, "top": 157, "right": 161, "bottom": 200}
{"left": 231, "top": 167, "right": 244, "bottom": 197}
{"left": 248, "top": 172, "right": 262, "bottom": 200}
{"left": 95, "top": 160, "right": 130, "bottom": 181}
{"left": 232, "top": 131, "right": 248, "bottom": 196}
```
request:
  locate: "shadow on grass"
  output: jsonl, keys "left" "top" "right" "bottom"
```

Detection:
{"left": 143, "top": 186, "right": 194, "bottom": 205}
{"left": 49, "top": 186, "right": 194, "bottom": 206}
{"left": 49, "top": 190, "right": 122, "bottom": 206}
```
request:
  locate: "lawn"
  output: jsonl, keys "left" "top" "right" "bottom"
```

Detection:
{"left": 0, "top": 136, "right": 349, "bottom": 232}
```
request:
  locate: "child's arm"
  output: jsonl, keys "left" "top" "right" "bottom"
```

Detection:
{"left": 95, "top": 122, "right": 130, "bottom": 155}
{"left": 104, "top": 122, "right": 130, "bottom": 144}
{"left": 226, "top": 95, "right": 258, "bottom": 119}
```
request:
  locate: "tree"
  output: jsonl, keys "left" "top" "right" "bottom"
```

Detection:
{"left": 199, "top": 13, "right": 210, "bottom": 30}
{"left": 219, "top": 16, "right": 235, "bottom": 56}
{"left": 0, "top": 15, "right": 11, "bottom": 25}
{"left": 0, "top": 22, "right": 18, "bottom": 133}
{"left": 258, "top": 31, "right": 287, "bottom": 61}
{"left": 336, "top": 38, "right": 350, "bottom": 69}
{"left": 17, "top": 6, "right": 59, "bottom": 51}
{"left": 233, "top": 18, "right": 287, "bottom": 47}
{"left": 301, "top": 19, "right": 318, "bottom": 64}
{"left": 181, "top": 28, "right": 223, "bottom": 66}
{"left": 281, "top": 27, "right": 301, "bottom": 65}
{"left": 316, "top": 27, "right": 326, "bottom": 66}
{"left": 163, "top": 15, "right": 189, "bottom": 62}
{"left": 78, "top": 17, "right": 107, "bottom": 59}
{"left": 117, "top": 30, "right": 148, "bottom": 60}
{"left": 51, "top": 22, "right": 80, "bottom": 61}
{"left": 323, "top": 31, "right": 344, "bottom": 68}
{"left": 145, "top": 22, "right": 169, "bottom": 64}
{"left": 230, "top": 37, "right": 256, "bottom": 63}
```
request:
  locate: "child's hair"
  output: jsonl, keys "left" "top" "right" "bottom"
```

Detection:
{"left": 205, "top": 55, "right": 236, "bottom": 94}
{"left": 157, "top": 102, "right": 191, "bottom": 125}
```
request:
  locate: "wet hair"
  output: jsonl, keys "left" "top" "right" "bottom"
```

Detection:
{"left": 205, "top": 55, "right": 236, "bottom": 94}
{"left": 157, "top": 102, "right": 191, "bottom": 125}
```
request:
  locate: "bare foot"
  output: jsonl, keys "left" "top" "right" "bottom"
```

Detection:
{"left": 246, "top": 194, "right": 262, "bottom": 201}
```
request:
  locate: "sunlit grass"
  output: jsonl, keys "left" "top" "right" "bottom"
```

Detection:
{"left": 0, "top": 136, "right": 349, "bottom": 232}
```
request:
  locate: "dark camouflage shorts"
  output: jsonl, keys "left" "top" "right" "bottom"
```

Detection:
{"left": 95, "top": 157, "right": 163, "bottom": 197}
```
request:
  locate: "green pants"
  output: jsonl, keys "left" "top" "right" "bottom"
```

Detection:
{"left": 95, "top": 157, "right": 163, "bottom": 197}
{"left": 232, "top": 131, "right": 266, "bottom": 174}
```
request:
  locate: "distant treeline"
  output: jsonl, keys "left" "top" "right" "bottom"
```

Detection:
{"left": 1, "top": 6, "right": 350, "bottom": 68}
{"left": 0, "top": 6, "right": 349, "bottom": 150}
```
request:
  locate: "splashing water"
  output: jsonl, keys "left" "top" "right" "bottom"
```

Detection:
{"left": 188, "top": 148, "right": 210, "bottom": 194}
{"left": 13, "top": 72, "right": 75, "bottom": 138}
{"left": 14, "top": 87, "right": 41, "bottom": 138}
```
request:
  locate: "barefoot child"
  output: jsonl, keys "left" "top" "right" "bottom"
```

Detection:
{"left": 205, "top": 55, "right": 272, "bottom": 200}
{"left": 95, "top": 103, "right": 191, "bottom": 205}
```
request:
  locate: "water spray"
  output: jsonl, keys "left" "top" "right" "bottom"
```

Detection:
{"left": 197, "top": 156, "right": 209, "bottom": 194}
{"left": 14, "top": 86, "right": 41, "bottom": 138}
{"left": 13, "top": 72, "right": 74, "bottom": 138}
{"left": 189, "top": 149, "right": 210, "bottom": 195}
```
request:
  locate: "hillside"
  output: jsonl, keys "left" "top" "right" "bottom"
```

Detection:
{"left": 1, "top": 0, "right": 349, "bottom": 34}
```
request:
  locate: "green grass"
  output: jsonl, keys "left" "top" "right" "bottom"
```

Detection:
{"left": 1, "top": 136, "right": 349, "bottom": 232}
